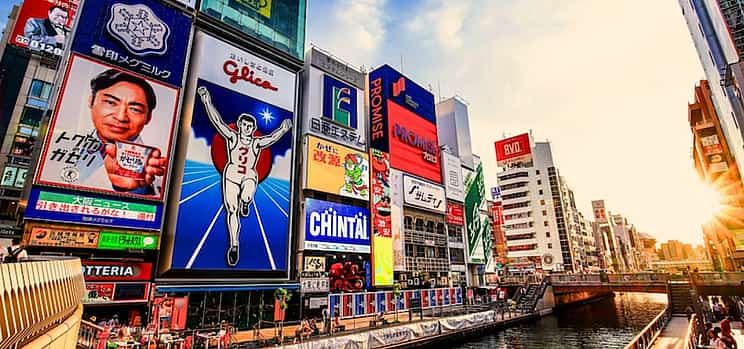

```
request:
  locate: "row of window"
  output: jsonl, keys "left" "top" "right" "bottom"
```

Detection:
{"left": 503, "top": 201, "right": 530, "bottom": 210}
{"left": 404, "top": 244, "right": 448, "bottom": 259}
{"left": 499, "top": 181, "right": 528, "bottom": 191}
{"left": 504, "top": 211, "right": 531, "bottom": 220}
{"left": 503, "top": 221, "right": 533, "bottom": 230}
{"left": 502, "top": 191, "right": 529, "bottom": 200}
{"left": 404, "top": 216, "right": 446, "bottom": 235}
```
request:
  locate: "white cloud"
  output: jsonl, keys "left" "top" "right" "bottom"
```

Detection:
{"left": 268, "top": 149, "right": 292, "bottom": 181}
{"left": 306, "top": 0, "right": 386, "bottom": 69}
{"left": 186, "top": 132, "right": 213, "bottom": 165}
{"left": 407, "top": 0, "right": 472, "bottom": 50}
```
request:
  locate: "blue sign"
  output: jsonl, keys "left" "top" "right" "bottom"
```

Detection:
{"left": 354, "top": 294, "right": 365, "bottom": 315}
{"left": 491, "top": 186, "right": 501, "bottom": 200}
{"left": 368, "top": 64, "right": 435, "bottom": 152}
{"left": 24, "top": 187, "right": 164, "bottom": 231}
{"left": 71, "top": 0, "right": 192, "bottom": 86}
{"left": 304, "top": 198, "right": 370, "bottom": 253}
{"left": 322, "top": 74, "right": 358, "bottom": 129}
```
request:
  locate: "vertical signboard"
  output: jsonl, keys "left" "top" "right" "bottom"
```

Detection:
{"left": 9, "top": 0, "right": 80, "bottom": 56}
{"left": 390, "top": 169, "right": 405, "bottom": 271}
{"left": 494, "top": 133, "right": 532, "bottom": 167}
{"left": 370, "top": 149, "right": 392, "bottom": 286}
{"left": 305, "top": 136, "right": 369, "bottom": 200}
{"left": 304, "top": 48, "right": 366, "bottom": 150}
{"left": 442, "top": 152, "right": 464, "bottom": 202}
{"left": 464, "top": 164, "right": 486, "bottom": 264}
{"left": 166, "top": 31, "right": 296, "bottom": 275}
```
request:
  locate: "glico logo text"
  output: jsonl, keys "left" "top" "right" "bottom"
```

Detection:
{"left": 393, "top": 123, "right": 438, "bottom": 163}
{"left": 223, "top": 60, "right": 278, "bottom": 91}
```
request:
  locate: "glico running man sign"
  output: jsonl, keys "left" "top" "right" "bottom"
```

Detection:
{"left": 165, "top": 31, "right": 296, "bottom": 277}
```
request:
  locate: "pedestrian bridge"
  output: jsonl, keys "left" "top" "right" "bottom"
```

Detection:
{"left": 546, "top": 272, "right": 744, "bottom": 295}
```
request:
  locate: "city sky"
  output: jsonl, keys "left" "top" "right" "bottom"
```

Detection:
{"left": 0, "top": 1, "right": 708, "bottom": 244}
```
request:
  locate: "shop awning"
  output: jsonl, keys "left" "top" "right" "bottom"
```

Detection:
{"left": 156, "top": 284, "right": 300, "bottom": 293}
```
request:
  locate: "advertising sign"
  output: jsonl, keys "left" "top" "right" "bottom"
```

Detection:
{"left": 83, "top": 282, "right": 150, "bottom": 304}
{"left": 304, "top": 256, "right": 326, "bottom": 272}
{"left": 491, "top": 202, "right": 504, "bottom": 226}
{"left": 734, "top": 229, "right": 744, "bottom": 251}
{"left": 403, "top": 175, "right": 445, "bottom": 213}
{"left": 464, "top": 165, "right": 486, "bottom": 264}
{"left": 328, "top": 254, "right": 369, "bottom": 292}
{"left": 82, "top": 261, "right": 153, "bottom": 281}
{"left": 388, "top": 102, "right": 441, "bottom": 183}
{"left": 14, "top": 169, "right": 28, "bottom": 188}
{"left": 495, "top": 133, "right": 532, "bottom": 167}
{"left": 35, "top": 54, "right": 180, "bottom": 201}
{"left": 28, "top": 226, "right": 99, "bottom": 248}
{"left": 370, "top": 149, "right": 393, "bottom": 286}
{"left": 304, "top": 198, "right": 370, "bottom": 253}
{"left": 490, "top": 187, "right": 501, "bottom": 200}
{"left": 70, "top": 0, "right": 192, "bottom": 87}
{"left": 305, "top": 136, "right": 369, "bottom": 200}
{"left": 701, "top": 134, "right": 724, "bottom": 155}
{"left": 707, "top": 154, "right": 729, "bottom": 173}
{"left": 303, "top": 62, "right": 366, "bottom": 149}
{"left": 592, "top": 200, "right": 607, "bottom": 220}
{"left": 1, "top": 167, "right": 18, "bottom": 187}
{"left": 168, "top": 31, "right": 296, "bottom": 274}
{"left": 390, "top": 169, "right": 405, "bottom": 271}
{"left": 9, "top": 0, "right": 80, "bottom": 56}
{"left": 442, "top": 152, "right": 464, "bottom": 201}
{"left": 97, "top": 231, "right": 158, "bottom": 250}
{"left": 301, "top": 277, "right": 330, "bottom": 293}
{"left": 447, "top": 202, "right": 464, "bottom": 226}
{"left": 25, "top": 188, "right": 163, "bottom": 230}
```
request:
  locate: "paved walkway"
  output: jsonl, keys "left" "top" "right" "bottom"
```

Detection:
{"left": 650, "top": 316, "right": 690, "bottom": 349}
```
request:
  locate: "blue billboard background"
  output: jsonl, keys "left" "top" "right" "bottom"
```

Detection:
{"left": 170, "top": 78, "right": 294, "bottom": 272}
{"left": 24, "top": 187, "right": 164, "bottom": 230}
{"left": 71, "top": 0, "right": 192, "bottom": 86}
{"left": 304, "top": 198, "right": 370, "bottom": 253}
{"left": 368, "top": 64, "right": 435, "bottom": 152}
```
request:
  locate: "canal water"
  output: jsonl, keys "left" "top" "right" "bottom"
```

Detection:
{"left": 435, "top": 292, "right": 668, "bottom": 349}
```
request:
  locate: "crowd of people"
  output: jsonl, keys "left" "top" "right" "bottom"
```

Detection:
{"left": 697, "top": 297, "right": 742, "bottom": 349}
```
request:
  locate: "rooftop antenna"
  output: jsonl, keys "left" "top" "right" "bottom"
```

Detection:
{"left": 437, "top": 80, "right": 442, "bottom": 102}
{"left": 400, "top": 54, "right": 404, "bottom": 73}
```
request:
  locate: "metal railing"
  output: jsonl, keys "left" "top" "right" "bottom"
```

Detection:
{"left": 77, "top": 320, "right": 105, "bottom": 349}
{"left": 683, "top": 313, "right": 699, "bottom": 349}
{"left": 623, "top": 307, "right": 670, "bottom": 349}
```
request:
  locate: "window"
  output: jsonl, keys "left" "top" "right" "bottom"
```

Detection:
{"left": 405, "top": 216, "right": 413, "bottom": 230}
{"left": 544, "top": 221, "right": 549, "bottom": 227}
{"left": 537, "top": 180, "right": 542, "bottom": 185}
{"left": 542, "top": 210, "right": 547, "bottom": 216}
{"left": 28, "top": 80, "right": 53, "bottom": 100}
{"left": 415, "top": 218, "right": 424, "bottom": 231}
{"left": 546, "top": 232, "right": 551, "bottom": 238}
{"left": 425, "top": 220, "right": 435, "bottom": 233}
{"left": 536, "top": 170, "right": 540, "bottom": 175}
{"left": 547, "top": 243, "right": 553, "bottom": 249}
{"left": 436, "top": 223, "right": 446, "bottom": 235}
{"left": 538, "top": 189, "right": 543, "bottom": 195}
{"left": 540, "top": 199, "right": 545, "bottom": 205}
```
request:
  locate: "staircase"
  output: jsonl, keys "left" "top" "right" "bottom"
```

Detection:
{"left": 516, "top": 280, "right": 549, "bottom": 313}
{"left": 668, "top": 281, "right": 695, "bottom": 315}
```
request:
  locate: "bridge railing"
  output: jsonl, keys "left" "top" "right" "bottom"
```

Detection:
{"left": 624, "top": 307, "right": 670, "bottom": 349}
{"left": 691, "top": 272, "right": 744, "bottom": 286}
{"left": 548, "top": 273, "right": 669, "bottom": 285}
{"left": 683, "top": 313, "right": 698, "bottom": 349}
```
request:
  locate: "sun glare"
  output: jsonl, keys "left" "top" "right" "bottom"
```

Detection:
{"left": 689, "top": 179, "right": 724, "bottom": 226}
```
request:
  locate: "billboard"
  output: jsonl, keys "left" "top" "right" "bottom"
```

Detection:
{"left": 70, "top": 0, "right": 192, "bottom": 87}
{"left": 9, "top": 0, "right": 80, "bottom": 56}
{"left": 390, "top": 169, "right": 405, "bottom": 272}
{"left": 370, "top": 149, "right": 393, "bottom": 286}
{"left": 168, "top": 31, "right": 296, "bottom": 274}
{"left": 328, "top": 253, "right": 370, "bottom": 292}
{"left": 447, "top": 202, "right": 464, "bottom": 226}
{"left": 25, "top": 187, "right": 163, "bottom": 230}
{"left": 592, "top": 200, "right": 607, "bottom": 220}
{"left": 303, "top": 51, "right": 366, "bottom": 150}
{"left": 305, "top": 136, "right": 369, "bottom": 200}
{"left": 464, "top": 164, "right": 486, "bottom": 264}
{"left": 28, "top": 226, "right": 100, "bottom": 248}
{"left": 82, "top": 260, "right": 153, "bottom": 281}
{"left": 388, "top": 102, "right": 441, "bottom": 183}
{"left": 494, "top": 133, "right": 531, "bottom": 167}
{"left": 303, "top": 198, "right": 370, "bottom": 253}
{"left": 35, "top": 54, "right": 180, "bottom": 201}
{"left": 442, "top": 152, "right": 464, "bottom": 202}
{"left": 403, "top": 175, "right": 445, "bottom": 213}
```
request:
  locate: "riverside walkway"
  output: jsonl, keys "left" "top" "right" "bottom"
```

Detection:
{"left": 649, "top": 316, "right": 690, "bottom": 349}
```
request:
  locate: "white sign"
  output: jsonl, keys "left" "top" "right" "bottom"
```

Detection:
{"left": 300, "top": 277, "right": 330, "bottom": 293}
{"left": 193, "top": 31, "right": 296, "bottom": 112}
{"left": 442, "top": 152, "right": 464, "bottom": 202}
{"left": 1, "top": 167, "right": 17, "bottom": 187}
{"left": 108, "top": 3, "right": 169, "bottom": 56}
{"left": 403, "top": 175, "right": 446, "bottom": 213}
{"left": 304, "top": 256, "right": 326, "bottom": 272}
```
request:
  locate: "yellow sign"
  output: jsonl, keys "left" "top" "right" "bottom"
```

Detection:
{"left": 232, "top": 0, "right": 272, "bottom": 18}
{"left": 306, "top": 135, "right": 369, "bottom": 200}
{"left": 373, "top": 236, "right": 393, "bottom": 286}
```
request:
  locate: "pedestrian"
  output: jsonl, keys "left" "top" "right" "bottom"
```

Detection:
{"left": 701, "top": 322, "right": 713, "bottom": 346}
{"left": 721, "top": 316, "right": 738, "bottom": 349}
{"left": 0, "top": 238, "right": 28, "bottom": 263}
{"left": 714, "top": 302, "right": 723, "bottom": 321}
{"left": 711, "top": 327, "right": 726, "bottom": 349}
{"left": 685, "top": 305, "right": 694, "bottom": 320}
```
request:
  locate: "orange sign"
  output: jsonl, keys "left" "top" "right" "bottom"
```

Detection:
{"left": 28, "top": 227, "right": 99, "bottom": 248}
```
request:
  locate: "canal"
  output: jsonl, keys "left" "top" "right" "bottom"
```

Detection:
{"left": 432, "top": 292, "right": 668, "bottom": 349}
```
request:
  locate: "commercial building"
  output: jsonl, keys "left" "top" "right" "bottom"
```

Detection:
{"left": 494, "top": 136, "right": 584, "bottom": 273}
{"left": 688, "top": 80, "right": 744, "bottom": 271}
{"left": 638, "top": 233, "right": 659, "bottom": 271}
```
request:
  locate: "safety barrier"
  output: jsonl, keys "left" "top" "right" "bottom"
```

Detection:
{"left": 623, "top": 307, "right": 670, "bottom": 349}
{"left": 328, "top": 287, "right": 464, "bottom": 319}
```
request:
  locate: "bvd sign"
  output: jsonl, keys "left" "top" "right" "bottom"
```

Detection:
{"left": 403, "top": 175, "right": 445, "bottom": 213}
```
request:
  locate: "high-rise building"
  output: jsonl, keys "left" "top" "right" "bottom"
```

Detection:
{"left": 638, "top": 233, "right": 659, "bottom": 271}
{"left": 495, "top": 137, "right": 584, "bottom": 273}
{"left": 688, "top": 80, "right": 744, "bottom": 270}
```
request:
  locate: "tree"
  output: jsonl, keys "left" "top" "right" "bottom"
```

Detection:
{"left": 273, "top": 288, "right": 292, "bottom": 343}
{"left": 393, "top": 283, "right": 402, "bottom": 323}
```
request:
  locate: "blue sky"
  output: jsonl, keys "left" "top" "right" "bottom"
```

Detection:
{"left": 0, "top": 1, "right": 19, "bottom": 33}
{"left": 0, "top": 1, "right": 708, "bottom": 244}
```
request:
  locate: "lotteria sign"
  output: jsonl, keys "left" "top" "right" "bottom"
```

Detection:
{"left": 304, "top": 198, "right": 370, "bottom": 253}
{"left": 82, "top": 261, "right": 153, "bottom": 281}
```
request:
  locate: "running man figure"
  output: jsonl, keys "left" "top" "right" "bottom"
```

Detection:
{"left": 197, "top": 86, "right": 292, "bottom": 267}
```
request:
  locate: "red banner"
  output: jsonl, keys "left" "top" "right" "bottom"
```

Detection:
{"left": 10, "top": 0, "right": 80, "bottom": 56}
{"left": 494, "top": 133, "right": 531, "bottom": 166}
{"left": 81, "top": 260, "right": 153, "bottom": 281}
{"left": 447, "top": 202, "right": 464, "bottom": 225}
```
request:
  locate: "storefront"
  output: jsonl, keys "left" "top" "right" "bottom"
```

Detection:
{"left": 81, "top": 260, "right": 154, "bottom": 326}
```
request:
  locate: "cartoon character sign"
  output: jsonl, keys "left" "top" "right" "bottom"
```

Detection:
{"left": 328, "top": 254, "right": 369, "bottom": 292}
{"left": 341, "top": 153, "right": 368, "bottom": 198}
{"left": 371, "top": 150, "right": 391, "bottom": 237}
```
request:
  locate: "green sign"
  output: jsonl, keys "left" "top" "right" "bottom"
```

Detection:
{"left": 465, "top": 164, "right": 486, "bottom": 264}
{"left": 98, "top": 231, "right": 158, "bottom": 250}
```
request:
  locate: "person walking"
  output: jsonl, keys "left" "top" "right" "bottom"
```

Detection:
{"left": 0, "top": 238, "right": 28, "bottom": 263}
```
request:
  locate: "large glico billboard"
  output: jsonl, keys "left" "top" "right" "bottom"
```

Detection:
{"left": 368, "top": 65, "right": 440, "bottom": 183}
{"left": 303, "top": 198, "right": 370, "bottom": 253}
{"left": 370, "top": 149, "right": 393, "bottom": 286}
{"left": 303, "top": 48, "right": 366, "bottom": 150}
{"left": 9, "top": 0, "right": 80, "bottom": 56}
{"left": 163, "top": 31, "right": 296, "bottom": 277}
{"left": 464, "top": 164, "right": 487, "bottom": 264}
{"left": 494, "top": 133, "right": 532, "bottom": 167}
{"left": 305, "top": 135, "right": 369, "bottom": 201}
